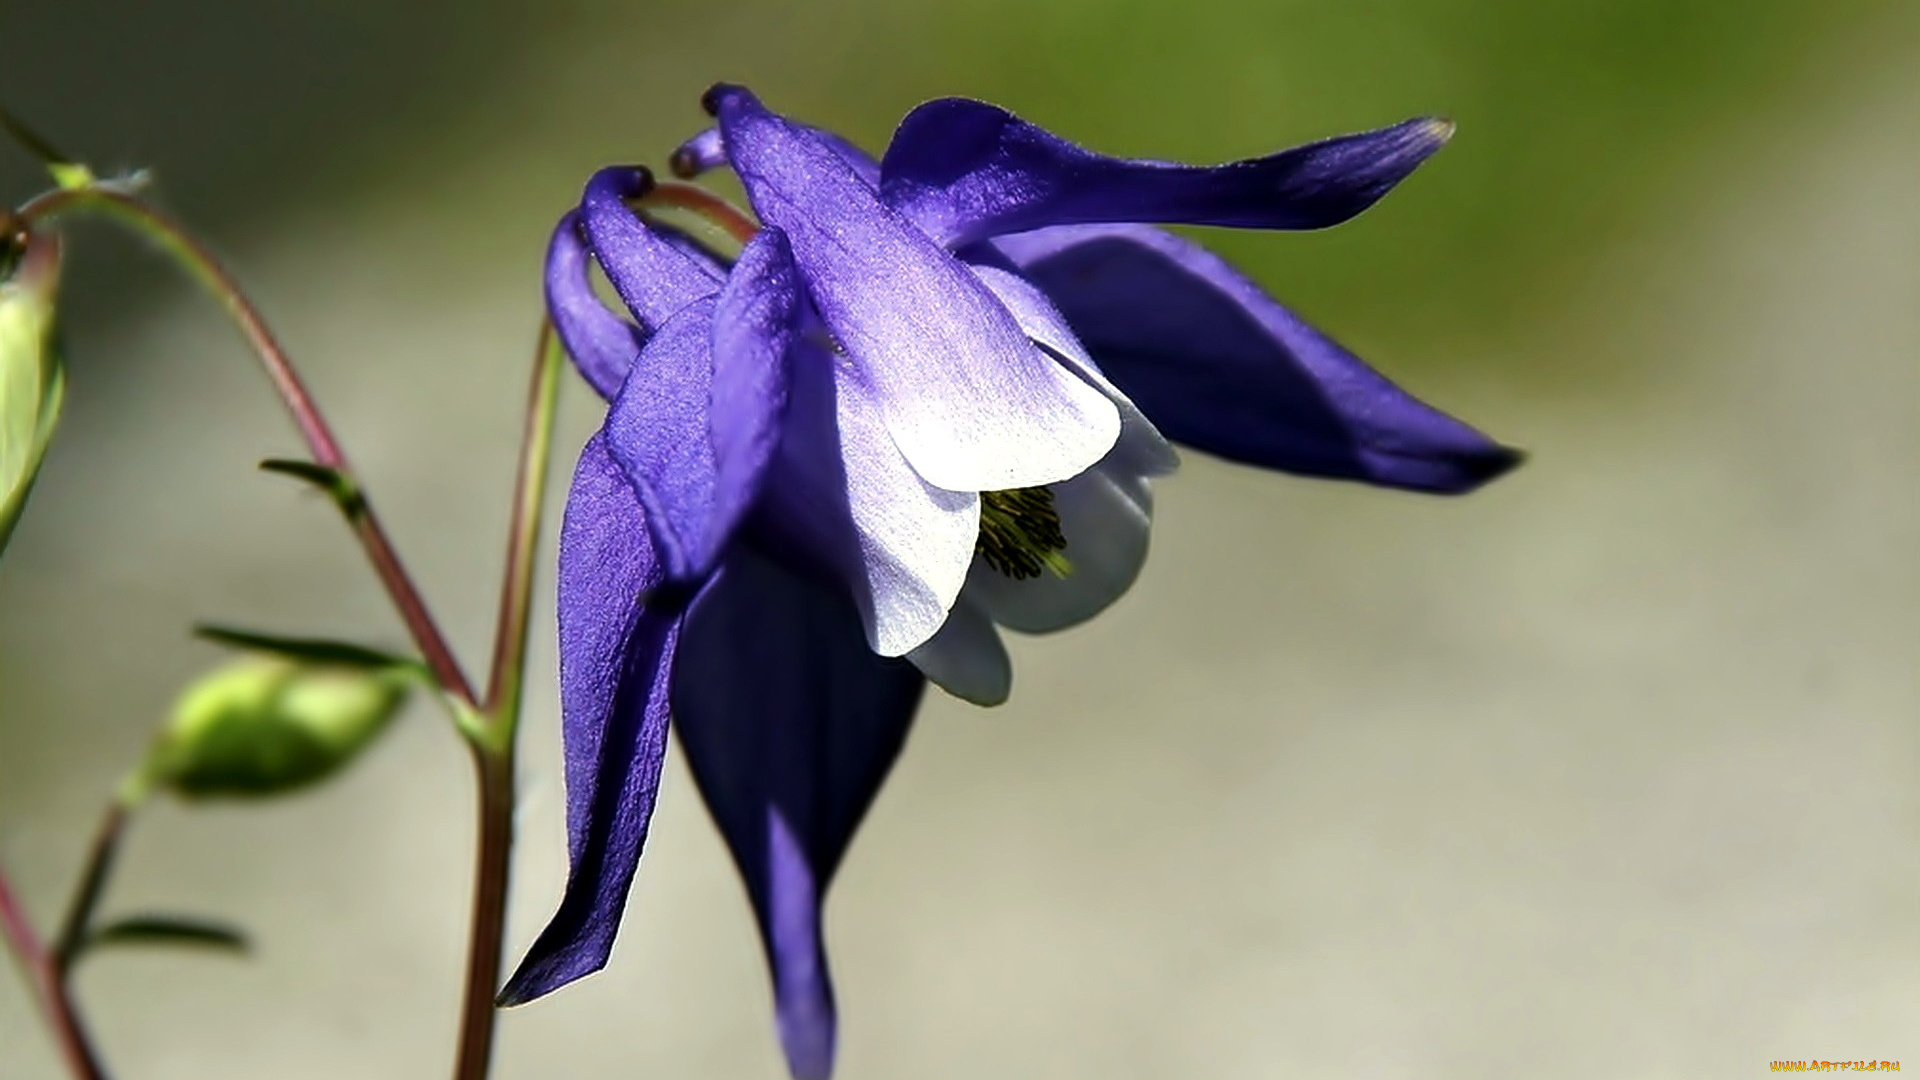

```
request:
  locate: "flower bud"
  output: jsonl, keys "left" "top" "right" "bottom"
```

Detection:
{"left": 146, "top": 656, "right": 410, "bottom": 799}
{"left": 0, "top": 229, "right": 65, "bottom": 557}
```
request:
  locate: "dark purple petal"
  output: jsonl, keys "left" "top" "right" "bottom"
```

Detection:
{"left": 881, "top": 98, "right": 1453, "bottom": 248}
{"left": 545, "top": 210, "right": 644, "bottom": 400}
{"left": 698, "top": 228, "right": 800, "bottom": 577}
{"left": 500, "top": 435, "right": 681, "bottom": 1004}
{"left": 581, "top": 166, "right": 725, "bottom": 332}
{"left": 602, "top": 297, "right": 721, "bottom": 581}
{"left": 673, "top": 546, "right": 925, "bottom": 1080}
{"left": 709, "top": 84, "right": 1117, "bottom": 493}
{"left": 999, "top": 224, "right": 1519, "bottom": 493}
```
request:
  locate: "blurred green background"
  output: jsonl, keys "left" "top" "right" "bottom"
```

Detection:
{"left": 1, "top": 0, "right": 1916, "bottom": 1077}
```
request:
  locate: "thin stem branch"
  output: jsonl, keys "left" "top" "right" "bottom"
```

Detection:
{"left": 49, "top": 802, "right": 129, "bottom": 974}
{"left": 16, "top": 186, "right": 477, "bottom": 706}
{"left": 0, "top": 861, "right": 110, "bottom": 1080}
{"left": 481, "top": 320, "right": 561, "bottom": 727}
{"left": 450, "top": 322, "right": 563, "bottom": 1080}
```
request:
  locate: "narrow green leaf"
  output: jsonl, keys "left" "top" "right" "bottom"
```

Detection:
{"left": 257, "top": 457, "right": 343, "bottom": 490}
{"left": 194, "top": 623, "right": 422, "bottom": 675}
{"left": 81, "top": 914, "right": 250, "bottom": 957}
{"left": 258, "top": 458, "right": 364, "bottom": 517}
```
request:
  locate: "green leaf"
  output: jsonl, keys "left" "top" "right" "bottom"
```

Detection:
{"left": 194, "top": 623, "right": 421, "bottom": 674}
{"left": 80, "top": 914, "right": 250, "bottom": 958}
{"left": 258, "top": 458, "right": 365, "bottom": 518}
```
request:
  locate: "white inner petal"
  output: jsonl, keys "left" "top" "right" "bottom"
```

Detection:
{"left": 970, "top": 264, "right": 1179, "bottom": 478}
{"left": 906, "top": 592, "right": 1012, "bottom": 705}
{"left": 837, "top": 374, "right": 983, "bottom": 656}
{"left": 860, "top": 330, "right": 1121, "bottom": 494}
{"left": 760, "top": 349, "right": 980, "bottom": 658}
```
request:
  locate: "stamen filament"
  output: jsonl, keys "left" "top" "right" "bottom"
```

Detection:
{"left": 635, "top": 182, "right": 759, "bottom": 245}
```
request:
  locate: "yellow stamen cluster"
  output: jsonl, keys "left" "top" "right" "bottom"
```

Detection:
{"left": 976, "top": 486, "right": 1072, "bottom": 581}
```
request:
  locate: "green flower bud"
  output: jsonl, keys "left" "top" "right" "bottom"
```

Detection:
{"left": 0, "top": 229, "right": 65, "bottom": 557}
{"left": 146, "top": 656, "right": 410, "bottom": 799}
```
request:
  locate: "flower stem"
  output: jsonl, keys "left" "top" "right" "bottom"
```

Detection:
{"left": 15, "top": 185, "right": 477, "bottom": 708}
{"left": 0, "top": 861, "right": 111, "bottom": 1080}
{"left": 448, "top": 321, "right": 563, "bottom": 1080}
{"left": 451, "top": 748, "right": 516, "bottom": 1080}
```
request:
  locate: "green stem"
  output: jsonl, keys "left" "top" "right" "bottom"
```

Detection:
{"left": 15, "top": 186, "right": 478, "bottom": 707}
{"left": 448, "top": 321, "right": 562, "bottom": 1080}
{"left": 481, "top": 320, "right": 562, "bottom": 735}
{"left": 50, "top": 800, "right": 132, "bottom": 974}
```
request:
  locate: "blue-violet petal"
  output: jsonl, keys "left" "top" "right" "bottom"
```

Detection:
{"left": 696, "top": 228, "right": 800, "bottom": 577}
{"left": 882, "top": 98, "right": 1452, "bottom": 248}
{"left": 602, "top": 297, "right": 721, "bottom": 582}
{"left": 581, "top": 166, "right": 725, "bottom": 332}
{"left": 999, "top": 224, "right": 1520, "bottom": 493}
{"left": 545, "top": 210, "right": 644, "bottom": 400}
{"left": 499, "top": 435, "right": 681, "bottom": 1004}
{"left": 711, "top": 84, "right": 1118, "bottom": 493}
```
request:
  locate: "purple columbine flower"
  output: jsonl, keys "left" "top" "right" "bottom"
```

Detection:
{"left": 501, "top": 83, "right": 1520, "bottom": 1079}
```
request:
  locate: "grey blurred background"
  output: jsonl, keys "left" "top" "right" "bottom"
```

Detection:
{"left": 1, "top": 0, "right": 1917, "bottom": 1077}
